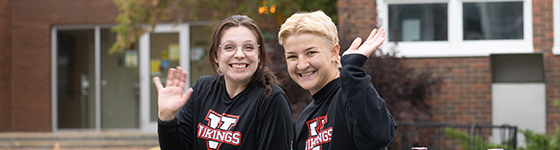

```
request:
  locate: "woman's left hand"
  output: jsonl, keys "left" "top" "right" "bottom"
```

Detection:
{"left": 342, "top": 28, "right": 386, "bottom": 58}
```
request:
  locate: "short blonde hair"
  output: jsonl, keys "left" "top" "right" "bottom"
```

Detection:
{"left": 278, "top": 11, "right": 338, "bottom": 46}
{"left": 278, "top": 10, "right": 341, "bottom": 69}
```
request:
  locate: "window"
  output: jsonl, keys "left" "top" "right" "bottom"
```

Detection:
{"left": 377, "top": 0, "right": 533, "bottom": 57}
{"left": 389, "top": 4, "right": 448, "bottom": 42}
{"left": 463, "top": 2, "right": 523, "bottom": 40}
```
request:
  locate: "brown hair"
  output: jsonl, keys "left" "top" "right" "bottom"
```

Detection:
{"left": 208, "top": 15, "right": 279, "bottom": 96}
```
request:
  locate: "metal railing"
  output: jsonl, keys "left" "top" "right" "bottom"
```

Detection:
{"left": 391, "top": 122, "right": 517, "bottom": 150}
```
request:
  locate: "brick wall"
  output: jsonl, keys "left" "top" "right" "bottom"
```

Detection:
{"left": 0, "top": 0, "right": 12, "bottom": 131}
{"left": 11, "top": 0, "right": 118, "bottom": 131}
{"left": 533, "top": 0, "right": 560, "bottom": 135}
{"left": 403, "top": 57, "right": 493, "bottom": 125}
{"left": 337, "top": 0, "right": 378, "bottom": 41}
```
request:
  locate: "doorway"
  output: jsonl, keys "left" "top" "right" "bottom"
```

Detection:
{"left": 53, "top": 23, "right": 212, "bottom": 132}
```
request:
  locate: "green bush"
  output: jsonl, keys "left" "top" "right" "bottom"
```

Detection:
{"left": 444, "top": 127, "right": 507, "bottom": 150}
{"left": 516, "top": 100, "right": 560, "bottom": 150}
{"left": 517, "top": 128, "right": 560, "bottom": 150}
{"left": 446, "top": 100, "right": 560, "bottom": 150}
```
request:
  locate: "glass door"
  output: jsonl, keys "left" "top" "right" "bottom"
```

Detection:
{"left": 54, "top": 26, "right": 142, "bottom": 131}
{"left": 56, "top": 29, "right": 97, "bottom": 129}
{"left": 140, "top": 24, "right": 190, "bottom": 132}
{"left": 54, "top": 24, "right": 199, "bottom": 132}
{"left": 138, "top": 23, "right": 213, "bottom": 132}
{"left": 100, "top": 29, "right": 140, "bottom": 129}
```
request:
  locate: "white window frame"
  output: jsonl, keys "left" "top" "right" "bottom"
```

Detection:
{"left": 377, "top": 0, "right": 533, "bottom": 57}
{"left": 139, "top": 23, "right": 191, "bottom": 132}
{"left": 553, "top": 0, "right": 560, "bottom": 55}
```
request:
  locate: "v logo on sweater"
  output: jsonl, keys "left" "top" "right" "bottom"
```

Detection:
{"left": 305, "top": 114, "right": 332, "bottom": 150}
{"left": 197, "top": 109, "right": 241, "bottom": 150}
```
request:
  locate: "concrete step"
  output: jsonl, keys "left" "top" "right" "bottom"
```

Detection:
{"left": 0, "top": 132, "right": 159, "bottom": 150}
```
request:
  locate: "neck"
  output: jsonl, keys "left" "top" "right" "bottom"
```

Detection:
{"left": 309, "top": 70, "right": 340, "bottom": 95}
{"left": 224, "top": 78, "right": 249, "bottom": 98}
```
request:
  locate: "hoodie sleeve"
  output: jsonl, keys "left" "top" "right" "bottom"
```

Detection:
{"left": 256, "top": 86, "right": 293, "bottom": 150}
{"left": 157, "top": 96, "right": 196, "bottom": 150}
{"left": 157, "top": 77, "right": 205, "bottom": 150}
{"left": 340, "top": 54, "right": 397, "bottom": 149}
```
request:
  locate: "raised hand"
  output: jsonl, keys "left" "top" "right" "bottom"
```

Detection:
{"left": 342, "top": 28, "right": 386, "bottom": 58}
{"left": 153, "top": 67, "right": 194, "bottom": 121}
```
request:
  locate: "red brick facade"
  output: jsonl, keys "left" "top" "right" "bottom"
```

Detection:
{"left": 533, "top": 0, "right": 560, "bottom": 135}
{"left": 6, "top": 0, "right": 118, "bottom": 131}
{"left": 404, "top": 57, "right": 493, "bottom": 125}
{"left": 337, "top": 0, "right": 377, "bottom": 41}
{"left": 0, "top": 0, "right": 12, "bottom": 131}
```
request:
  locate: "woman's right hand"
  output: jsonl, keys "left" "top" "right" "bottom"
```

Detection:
{"left": 342, "top": 28, "right": 386, "bottom": 58}
{"left": 153, "top": 67, "right": 194, "bottom": 121}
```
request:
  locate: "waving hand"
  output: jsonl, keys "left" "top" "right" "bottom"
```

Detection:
{"left": 342, "top": 28, "right": 386, "bottom": 58}
{"left": 153, "top": 67, "right": 194, "bottom": 121}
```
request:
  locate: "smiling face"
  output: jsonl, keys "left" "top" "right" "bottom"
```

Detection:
{"left": 284, "top": 33, "right": 340, "bottom": 95}
{"left": 216, "top": 26, "right": 260, "bottom": 86}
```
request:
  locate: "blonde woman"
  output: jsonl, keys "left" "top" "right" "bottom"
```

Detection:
{"left": 279, "top": 11, "right": 396, "bottom": 150}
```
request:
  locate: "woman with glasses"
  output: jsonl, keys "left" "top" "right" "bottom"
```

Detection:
{"left": 154, "top": 15, "right": 292, "bottom": 150}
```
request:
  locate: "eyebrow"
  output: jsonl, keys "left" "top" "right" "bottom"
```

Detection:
{"left": 285, "top": 46, "right": 316, "bottom": 55}
{"left": 222, "top": 40, "right": 257, "bottom": 43}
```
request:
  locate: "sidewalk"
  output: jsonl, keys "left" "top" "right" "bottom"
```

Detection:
{"left": 0, "top": 131, "right": 159, "bottom": 150}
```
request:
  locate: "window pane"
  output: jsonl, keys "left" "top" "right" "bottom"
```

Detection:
{"left": 100, "top": 29, "right": 140, "bottom": 128}
{"left": 189, "top": 26, "right": 213, "bottom": 87}
{"left": 463, "top": 2, "right": 523, "bottom": 40}
{"left": 389, "top": 4, "right": 448, "bottom": 42}
{"left": 150, "top": 33, "right": 180, "bottom": 122}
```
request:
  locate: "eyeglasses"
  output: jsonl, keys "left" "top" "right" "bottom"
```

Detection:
{"left": 219, "top": 41, "right": 260, "bottom": 56}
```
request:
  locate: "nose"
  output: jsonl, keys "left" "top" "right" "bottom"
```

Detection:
{"left": 233, "top": 45, "right": 245, "bottom": 58}
{"left": 296, "top": 57, "right": 309, "bottom": 70}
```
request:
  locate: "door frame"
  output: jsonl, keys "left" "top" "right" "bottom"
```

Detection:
{"left": 51, "top": 23, "right": 190, "bottom": 132}
{"left": 139, "top": 23, "right": 191, "bottom": 132}
{"left": 51, "top": 24, "right": 113, "bottom": 132}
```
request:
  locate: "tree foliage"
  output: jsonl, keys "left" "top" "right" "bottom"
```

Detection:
{"left": 111, "top": 0, "right": 183, "bottom": 54}
{"left": 110, "top": 0, "right": 337, "bottom": 54}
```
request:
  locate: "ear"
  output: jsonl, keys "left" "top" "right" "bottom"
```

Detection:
{"left": 331, "top": 43, "right": 340, "bottom": 62}
{"left": 214, "top": 56, "right": 219, "bottom": 64}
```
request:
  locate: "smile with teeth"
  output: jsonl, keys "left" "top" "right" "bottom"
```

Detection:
{"left": 231, "top": 64, "right": 247, "bottom": 69}
{"left": 300, "top": 71, "right": 315, "bottom": 77}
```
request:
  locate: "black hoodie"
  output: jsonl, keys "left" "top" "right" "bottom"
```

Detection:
{"left": 293, "top": 54, "right": 397, "bottom": 150}
{"left": 158, "top": 75, "right": 292, "bottom": 150}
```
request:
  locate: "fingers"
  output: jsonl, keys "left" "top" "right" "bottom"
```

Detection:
{"left": 153, "top": 77, "right": 163, "bottom": 91}
{"left": 349, "top": 37, "right": 362, "bottom": 51}
{"left": 156, "top": 67, "right": 188, "bottom": 90}
{"left": 365, "top": 28, "right": 384, "bottom": 46}
{"left": 176, "top": 67, "right": 187, "bottom": 90}
{"left": 371, "top": 29, "right": 386, "bottom": 47}
{"left": 165, "top": 68, "right": 176, "bottom": 87}
{"left": 182, "top": 88, "right": 194, "bottom": 102}
{"left": 365, "top": 28, "right": 378, "bottom": 42}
